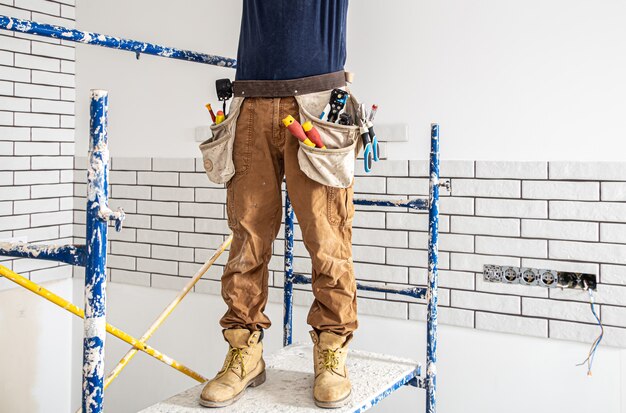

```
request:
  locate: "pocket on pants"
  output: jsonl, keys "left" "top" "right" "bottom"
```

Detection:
{"left": 295, "top": 91, "right": 361, "bottom": 189}
{"left": 226, "top": 180, "right": 238, "bottom": 229}
{"left": 198, "top": 97, "right": 244, "bottom": 185}
{"left": 327, "top": 185, "right": 354, "bottom": 226}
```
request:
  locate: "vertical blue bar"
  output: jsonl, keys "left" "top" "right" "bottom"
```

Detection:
{"left": 426, "top": 123, "right": 440, "bottom": 413}
{"left": 82, "top": 90, "right": 109, "bottom": 413}
{"left": 283, "top": 193, "right": 295, "bottom": 346}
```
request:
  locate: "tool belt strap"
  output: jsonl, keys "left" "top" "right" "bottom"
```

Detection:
{"left": 232, "top": 71, "right": 348, "bottom": 98}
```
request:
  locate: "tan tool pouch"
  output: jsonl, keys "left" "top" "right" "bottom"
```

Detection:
{"left": 198, "top": 97, "right": 244, "bottom": 185}
{"left": 295, "top": 90, "right": 362, "bottom": 188}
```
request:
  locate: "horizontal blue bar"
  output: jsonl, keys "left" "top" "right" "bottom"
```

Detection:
{"left": 353, "top": 197, "right": 428, "bottom": 211}
{"left": 0, "top": 15, "right": 237, "bottom": 68}
{"left": 291, "top": 274, "right": 427, "bottom": 299}
{"left": 0, "top": 242, "right": 86, "bottom": 267}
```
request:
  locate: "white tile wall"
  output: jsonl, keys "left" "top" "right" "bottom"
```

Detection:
{"left": 69, "top": 158, "right": 626, "bottom": 347}
{"left": 451, "top": 179, "right": 521, "bottom": 198}
{"left": 476, "top": 161, "right": 547, "bottom": 180}
{"left": 451, "top": 216, "right": 520, "bottom": 237}
{"left": 475, "top": 312, "right": 548, "bottom": 338}
{"left": 0, "top": 1, "right": 75, "bottom": 281}
{"left": 522, "top": 181, "right": 599, "bottom": 200}
{"left": 521, "top": 219, "right": 598, "bottom": 242}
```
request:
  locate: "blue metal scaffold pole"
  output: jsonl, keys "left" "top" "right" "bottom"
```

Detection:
{"left": 0, "top": 15, "right": 236, "bottom": 68}
{"left": 426, "top": 123, "right": 440, "bottom": 413}
{"left": 82, "top": 90, "right": 110, "bottom": 413}
{"left": 283, "top": 195, "right": 295, "bottom": 346}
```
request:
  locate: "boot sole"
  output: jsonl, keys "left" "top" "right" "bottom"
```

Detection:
{"left": 199, "top": 370, "right": 266, "bottom": 408}
{"left": 314, "top": 390, "right": 352, "bottom": 409}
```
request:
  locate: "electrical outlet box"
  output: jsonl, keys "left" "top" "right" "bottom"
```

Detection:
{"left": 557, "top": 272, "right": 597, "bottom": 290}
{"left": 520, "top": 267, "right": 539, "bottom": 286}
{"left": 502, "top": 266, "right": 519, "bottom": 283}
{"left": 538, "top": 269, "right": 558, "bottom": 288}
{"left": 483, "top": 264, "right": 597, "bottom": 290}
{"left": 580, "top": 273, "right": 598, "bottom": 290}
{"left": 483, "top": 265, "right": 502, "bottom": 282}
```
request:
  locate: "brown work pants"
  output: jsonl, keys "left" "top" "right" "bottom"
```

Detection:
{"left": 219, "top": 97, "right": 358, "bottom": 336}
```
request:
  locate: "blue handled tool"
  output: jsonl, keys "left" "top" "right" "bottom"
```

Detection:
{"left": 358, "top": 104, "right": 373, "bottom": 173}
{"left": 367, "top": 104, "right": 380, "bottom": 162}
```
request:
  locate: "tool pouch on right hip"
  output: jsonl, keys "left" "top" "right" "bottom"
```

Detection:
{"left": 295, "top": 90, "right": 362, "bottom": 188}
{"left": 198, "top": 97, "right": 244, "bottom": 185}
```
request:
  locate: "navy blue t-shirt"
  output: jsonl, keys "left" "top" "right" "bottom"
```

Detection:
{"left": 235, "top": 0, "right": 349, "bottom": 81}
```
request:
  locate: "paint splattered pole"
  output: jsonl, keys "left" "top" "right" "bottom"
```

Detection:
{"left": 283, "top": 194, "right": 295, "bottom": 346}
{"left": 83, "top": 90, "right": 110, "bottom": 413}
{"left": 426, "top": 123, "right": 440, "bottom": 413}
{"left": 0, "top": 16, "right": 236, "bottom": 68}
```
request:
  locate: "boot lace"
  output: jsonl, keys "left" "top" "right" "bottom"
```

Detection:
{"left": 319, "top": 349, "right": 340, "bottom": 372}
{"left": 224, "top": 347, "right": 247, "bottom": 378}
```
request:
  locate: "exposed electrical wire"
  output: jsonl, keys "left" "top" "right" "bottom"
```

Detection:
{"left": 577, "top": 286, "right": 603, "bottom": 376}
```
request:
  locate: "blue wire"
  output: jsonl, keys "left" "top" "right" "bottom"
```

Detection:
{"left": 578, "top": 289, "right": 603, "bottom": 376}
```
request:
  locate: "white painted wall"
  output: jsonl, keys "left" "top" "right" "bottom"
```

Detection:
{"left": 76, "top": 0, "right": 626, "bottom": 160}
{"left": 0, "top": 278, "right": 74, "bottom": 413}
{"left": 75, "top": 0, "right": 241, "bottom": 159}
{"left": 622, "top": 352, "right": 626, "bottom": 413}
{"left": 65, "top": 280, "right": 624, "bottom": 413}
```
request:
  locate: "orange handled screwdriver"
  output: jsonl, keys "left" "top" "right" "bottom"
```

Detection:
{"left": 282, "top": 115, "right": 315, "bottom": 147}
{"left": 302, "top": 121, "right": 326, "bottom": 149}
{"left": 205, "top": 103, "right": 217, "bottom": 123}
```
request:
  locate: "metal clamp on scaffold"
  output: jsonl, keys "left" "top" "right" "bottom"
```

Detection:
{"left": 98, "top": 206, "right": 126, "bottom": 232}
{"left": 438, "top": 180, "right": 451, "bottom": 192}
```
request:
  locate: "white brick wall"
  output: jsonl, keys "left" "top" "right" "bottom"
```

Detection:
{"left": 549, "top": 240, "right": 626, "bottom": 265}
{"left": 451, "top": 216, "right": 520, "bottom": 236}
{"left": 601, "top": 182, "right": 626, "bottom": 201}
{"left": 601, "top": 264, "right": 626, "bottom": 286}
{"left": 521, "top": 219, "right": 598, "bottom": 242}
{"left": 523, "top": 181, "right": 599, "bottom": 200}
{"left": 550, "top": 201, "right": 626, "bottom": 222}
{"left": 475, "top": 312, "right": 547, "bottom": 338}
{"left": 451, "top": 179, "right": 520, "bottom": 198}
{"left": 1, "top": 1, "right": 75, "bottom": 282}
{"left": 476, "top": 161, "right": 547, "bottom": 179}
{"left": 476, "top": 236, "right": 548, "bottom": 258}
{"left": 550, "top": 162, "right": 626, "bottom": 181}
{"left": 476, "top": 198, "right": 548, "bottom": 218}
{"left": 522, "top": 297, "right": 599, "bottom": 323}
{"left": 451, "top": 290, "right": 521, "bottom": 314}
{"left": 68, "top": 158, "right": 626, "bottom": 347}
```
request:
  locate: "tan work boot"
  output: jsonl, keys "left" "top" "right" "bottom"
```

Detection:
{"left": 200, "top": 329, "right": 266, "bottom": 408}
{"left": 310, "top": 330, "right": 353, "bottom": 408}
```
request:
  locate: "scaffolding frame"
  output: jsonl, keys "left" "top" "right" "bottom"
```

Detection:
{"left": 0, "top": 15, "right": 440, "bottom": 413}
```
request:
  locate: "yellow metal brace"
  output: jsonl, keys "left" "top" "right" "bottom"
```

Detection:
{"left": 1, "top": 233, "right": 234, "bottom": 413}
{"left": 104, "top": 234, "right": 232, "bottom": 389}
{"left": 0, "top": 264, "right": 207, "bottom": 382}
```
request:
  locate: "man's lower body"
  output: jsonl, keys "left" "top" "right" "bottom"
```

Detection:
{"left": 200, "top": 96, "right": 358, "bottom": 408}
